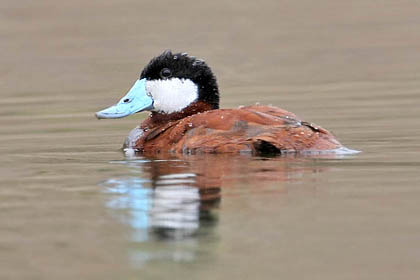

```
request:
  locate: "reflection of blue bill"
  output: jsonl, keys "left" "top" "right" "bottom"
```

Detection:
{"left": 104, "top": 173, "right": 200, "bottom": 242}
{"left": 105, "top": 178, "right": 152, "bottom": 242}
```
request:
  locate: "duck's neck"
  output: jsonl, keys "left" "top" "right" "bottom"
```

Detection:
{"left": 141, "top": 101, "right": 214, "bottom": 129}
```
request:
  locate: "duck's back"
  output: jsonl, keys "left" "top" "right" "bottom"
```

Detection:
{"left": 132, "top": 105, "right": 342, "bottom": 155}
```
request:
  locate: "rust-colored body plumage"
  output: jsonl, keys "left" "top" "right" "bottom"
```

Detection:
{"left": 131, "top": 105, "right": 342, "bottom": 155}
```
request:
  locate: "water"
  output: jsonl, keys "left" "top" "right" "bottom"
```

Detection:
{"left": 1, "top": 0, "right": 420, "bottom": 279}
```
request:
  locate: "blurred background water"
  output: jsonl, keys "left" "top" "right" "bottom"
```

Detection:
{"left": 1, "top": 0, "right": 420, "bottom": 279}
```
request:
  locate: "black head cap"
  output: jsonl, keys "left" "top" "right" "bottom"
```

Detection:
{"left": 140, "top": 50, "right": 220, "bottom": 109}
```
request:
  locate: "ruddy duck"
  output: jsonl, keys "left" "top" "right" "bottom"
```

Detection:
{"left": 96, "top": 51, "right": 345, "bottom": 155}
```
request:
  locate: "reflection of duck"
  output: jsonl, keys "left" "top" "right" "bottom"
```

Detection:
{"left": 105, "top": 154, "right": 331, "bottom": 241}
{"left": 105, "top": 158, "right": 221, "bottom": 242}
{"left": 103, "top": 154, "right": 336, "bottom": 264}
{"left": 96, "top": 50, "right": 347, "bottom": 155}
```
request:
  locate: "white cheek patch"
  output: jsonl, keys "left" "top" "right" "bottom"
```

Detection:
{"left": 146, "top": 78, "right": 198, "bottom": 113}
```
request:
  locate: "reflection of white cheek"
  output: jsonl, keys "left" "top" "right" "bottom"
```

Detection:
{"left": 146, "top": 78, "right": 198, "bottom": 113}
{"left": 150, "top": 185, "right": 200, "bottom": 232}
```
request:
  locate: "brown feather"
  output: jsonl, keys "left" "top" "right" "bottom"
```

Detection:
{"left": 133, "top": 105, "right": 342, "bottom": 155}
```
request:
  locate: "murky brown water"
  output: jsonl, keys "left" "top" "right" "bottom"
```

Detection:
{"left": 1, "top": 1, "right": 420, "bottom": 279}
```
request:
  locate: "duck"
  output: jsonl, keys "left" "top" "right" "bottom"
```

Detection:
{"left": 96, "top": 50, "right": 345, "bottom": 155}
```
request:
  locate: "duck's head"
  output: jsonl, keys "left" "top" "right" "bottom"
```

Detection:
{"left": 95, "top": 50, "right": 219, "bottom": 119}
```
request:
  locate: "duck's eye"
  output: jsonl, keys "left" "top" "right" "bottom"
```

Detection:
{"left": 123, "top": 98, "right": 130, "bottom": 103}
{"left": 160, "top": 68, "right": 172, "bottom": 79}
